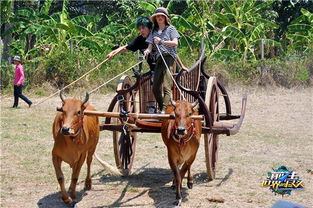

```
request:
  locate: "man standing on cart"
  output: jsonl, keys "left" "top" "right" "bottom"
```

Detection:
{"left": 106, "top": 17, "right": 158, "bottom": 113}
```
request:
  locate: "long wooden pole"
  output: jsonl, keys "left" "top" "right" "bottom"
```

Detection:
{"left": 34, "top": 58, "right": 110, "bottom": 106}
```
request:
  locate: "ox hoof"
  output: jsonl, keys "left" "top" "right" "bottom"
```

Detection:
{"left": 84, "top": 183, "right": 92, "bottom": 190}
{"left": 62, "top": 196, "right": 72, "bottom": 204}
{"left": 187, "top": 182, "right": 193, "bottom": 189}
{"left": 173, "top": 199, "right": 182, "bottom": 206}
{"left": 69, "top": 201, "right": 78, "bottom": 208}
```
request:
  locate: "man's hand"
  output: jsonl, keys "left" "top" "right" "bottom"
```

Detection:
{"left": 153, "top": 37, "right": 162, "bottom": 45}
{"left": 106, "top": 52, "right": 114, "bottom": 60}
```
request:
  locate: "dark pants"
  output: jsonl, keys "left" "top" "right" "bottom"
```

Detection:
{"left": 152, "top": 54, "right": 176, "bottom": 111}
{"left": 13, "top": 85, "right": 32, "bottom": 107}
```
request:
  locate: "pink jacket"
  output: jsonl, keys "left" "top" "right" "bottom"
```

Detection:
{"left": 13, "top": 64, "right": 25, "bottom": 86}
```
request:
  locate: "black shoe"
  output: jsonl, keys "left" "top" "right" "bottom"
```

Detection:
{"left": 28, "top": 103, "right": 32, "bottom": 108}
{"left": 11, "top": 105, "right": 17, "bottom": 108}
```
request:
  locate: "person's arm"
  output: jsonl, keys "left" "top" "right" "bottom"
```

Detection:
{"left": 154, "top": 37, "right": 178, "bottom": 47}
{"left": 176, "top": 55, "right": 189, "bottom": 72}
{"left": 144, "top": 43, "right": 153, "bottom": 57}
{"left": 16, "top": 65, "right": 24, "bottom": 86}
{"left": 106, "top": 45, "right": 128, "bottom": 59}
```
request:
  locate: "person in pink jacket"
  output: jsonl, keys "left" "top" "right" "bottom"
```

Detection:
{"left": 12, "top": 56, "right": 32, "bottom": 108}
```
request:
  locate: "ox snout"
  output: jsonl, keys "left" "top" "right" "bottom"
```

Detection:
{"left": 61, "top": 126, "right": 70, "bottom": 135}
{"left": 176, "top": 127, "right": 187, "bottom": 136}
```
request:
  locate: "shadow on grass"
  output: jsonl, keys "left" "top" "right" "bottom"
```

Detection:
{"left": 37, "top": 190, "right": 86, "bottom": 208}
{"left": 37, "top": 170, "right": 105, "bottom": 208}
{"left": 37, "top": 168, "right": 232, "bottom": 207}
{"left": 193, "top": 168, "right": 233, "bottom": 186}
{"left": 92, "top": 166, "right": 212, "bottom": 208}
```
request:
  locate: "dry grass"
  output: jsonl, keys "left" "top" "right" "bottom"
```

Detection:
{"left": 1, "top": 86, "right": 312, "bottom": 208}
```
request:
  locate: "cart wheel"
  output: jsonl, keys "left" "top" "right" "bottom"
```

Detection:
{"left": 113, "top": 76, "right": 137, "bottom": 176}
{"left": 204, "top": 77, "right": 219, "bottom": 180}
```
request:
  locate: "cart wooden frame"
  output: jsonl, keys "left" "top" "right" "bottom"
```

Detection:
{"left": 84, "top": 47, "right": 247, "bottom": 179}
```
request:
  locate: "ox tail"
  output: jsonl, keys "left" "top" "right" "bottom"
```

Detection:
{"left": 94, "top": 153, "right": 122, "bottom": 176}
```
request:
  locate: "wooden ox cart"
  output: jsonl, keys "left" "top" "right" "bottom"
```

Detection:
{"left": 84, "top": 47, "right": 247, "bottom": 180}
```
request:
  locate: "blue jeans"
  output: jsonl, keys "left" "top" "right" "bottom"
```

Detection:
{"left": 13, "top": 85, "right": 32, "bottom": 107}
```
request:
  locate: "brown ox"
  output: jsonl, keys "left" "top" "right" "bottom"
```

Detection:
{"left": 52, "top": 92, "right": 99, "bottom": 205}
{"left": 161, "top": 100, "right": 201, "bottom": 206}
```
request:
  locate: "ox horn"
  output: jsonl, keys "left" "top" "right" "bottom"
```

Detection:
{"left": 82, "top": 92, "right": 89, "bottom": 105}
{"left": 191, "top": 100, "right": 198, "bottom": 109}
{"left": 60, "top": 90, "right": 66, "bottom": 103}
{"left": 170, "top": 99, "right": 176, "bottom": 107}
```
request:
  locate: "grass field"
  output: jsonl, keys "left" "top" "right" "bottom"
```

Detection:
{"left": 1, "top": 86, "right": 312, "bottom": 208}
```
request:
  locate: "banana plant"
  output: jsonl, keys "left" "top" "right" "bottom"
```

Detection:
{"left": 3, "top": 0, "right": 104, "bottom": 57}
{"left": 286, "top": 8, "right": 313, "bottom": 52}
{"left": 210, "top": 0, "right": 281, "bottom": 60}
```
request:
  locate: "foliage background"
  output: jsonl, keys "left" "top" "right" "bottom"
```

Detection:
{"left": 1, "top": 0, "right": 312, "bottom": 93}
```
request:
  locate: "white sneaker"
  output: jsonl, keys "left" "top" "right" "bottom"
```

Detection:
{"left": 157, "top": 110, "right": 165, "bottom": 114}
{"left": 148, "top": 107, "right": 155, "bottom": 114}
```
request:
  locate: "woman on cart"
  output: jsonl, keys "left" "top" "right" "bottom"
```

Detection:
{"left": 144, "top": 7, "right": 181, "bottom": 113}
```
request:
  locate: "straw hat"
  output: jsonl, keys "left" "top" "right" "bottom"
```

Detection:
{"left": 150, "top": 7, "right": 171, "bottom": 25}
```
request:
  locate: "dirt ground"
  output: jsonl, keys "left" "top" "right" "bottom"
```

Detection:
{"left": 1, "top": 86, "right": 312, "bottom": 208}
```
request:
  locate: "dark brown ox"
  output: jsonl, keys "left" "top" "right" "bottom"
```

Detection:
{"left": 52, "top": 92, "right": 99, "bottom": 204}
{"left": 161, "top": 100, "right": 201, "bottom": 206}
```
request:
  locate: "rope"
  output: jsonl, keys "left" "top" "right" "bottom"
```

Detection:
{"left": 89, "top": 60, "right": 144, "bottom": 94}
{"left": 155, "top": 44, "right": 186, "bottom": 100}
{"left": 34, "top": 57, "right": 110, "bottom": 106}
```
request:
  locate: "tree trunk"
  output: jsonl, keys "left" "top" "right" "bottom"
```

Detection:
{"left": 1, "top": 23, "right": 13, "bottom": 63}
{"left": 25, "top": 34, "right": 36, "bottom": 59}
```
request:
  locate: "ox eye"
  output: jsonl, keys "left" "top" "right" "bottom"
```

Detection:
{"left": 77, "top": 110, "right": 81, "bottom": 115}
{"left": 188, "top": 112, "right": 192, "bottom": 117}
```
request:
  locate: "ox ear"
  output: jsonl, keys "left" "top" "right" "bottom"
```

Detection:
{"left": 191, "top": 100, "right": 199, "bottom": 111}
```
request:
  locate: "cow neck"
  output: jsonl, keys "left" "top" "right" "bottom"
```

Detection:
{"left": 171, "top": 119, "right": 196, "bottom": 147}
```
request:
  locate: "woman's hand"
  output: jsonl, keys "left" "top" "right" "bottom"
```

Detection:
{"left": 153, "top": 37, "right": 162, "bottom": 45}
{"left": 144, "top": 49, "right": 151, "bottom": 57}
{"left": 182, "top": 65, "right": 189, "bottom": 73}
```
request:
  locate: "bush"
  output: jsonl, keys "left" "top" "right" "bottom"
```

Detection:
{"left": 204, "top": 52, "right": 313, "bottom": 88}
{"left": 1, "top": 47, "right": 312, "bottom": 95}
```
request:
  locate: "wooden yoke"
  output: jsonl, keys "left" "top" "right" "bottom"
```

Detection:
{"left": 83, "top": 110, "right": 203, "bottom": 120}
